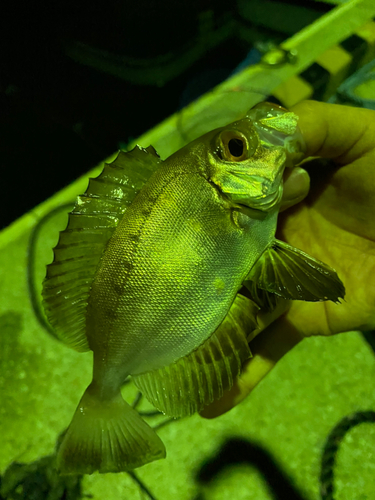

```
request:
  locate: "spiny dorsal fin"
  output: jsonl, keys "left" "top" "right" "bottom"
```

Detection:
{"left": 132, "top": 294, "right": 259, "bottom": 418}
{"left": 42, "top": 146, "right": 161, "bottom": 352}
{"left": 245, "top": 239, "right": 345, "bottom": 304}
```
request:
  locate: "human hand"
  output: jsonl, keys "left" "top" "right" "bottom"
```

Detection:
{"left": 201, "top": 100, "right": 375, "bottom": 418}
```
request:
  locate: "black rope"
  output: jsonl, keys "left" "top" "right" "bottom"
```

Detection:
{"left": 126, "top": 471, "right": 158, "bottom": 500}
{"left": 195, "top": 437, "right": 308, "bottom": 500}
{"left": 320, "top": 410, "right": 375, "bottom": 500}
{"left": 26, "top": 202, "right": 74, "bottom": 340}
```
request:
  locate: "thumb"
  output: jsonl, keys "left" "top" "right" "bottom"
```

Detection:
{"left": 281, "top": 166, "right": 310, "bottom": 212}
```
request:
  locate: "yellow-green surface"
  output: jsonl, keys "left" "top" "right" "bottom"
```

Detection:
{"left": 1, "top": 192, "right": 375, "bottom": 499}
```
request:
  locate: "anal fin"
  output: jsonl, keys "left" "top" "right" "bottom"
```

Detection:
{"left": 132, "top": 294, "right": 259, "bottom": 418}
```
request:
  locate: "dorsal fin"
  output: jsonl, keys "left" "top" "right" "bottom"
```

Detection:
{"left": 132, "top": 294, "right": 259, "bottom": 417}
{"left": 42, "top": 146, "right": 161, "bottom": 351}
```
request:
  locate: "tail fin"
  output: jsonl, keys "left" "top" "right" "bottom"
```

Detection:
{"left": 56, "top": 385, "right": 166, "bottom": 474}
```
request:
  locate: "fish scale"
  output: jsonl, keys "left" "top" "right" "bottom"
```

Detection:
{"left": 42, "top": 102, "right": 345, "bottom": 474}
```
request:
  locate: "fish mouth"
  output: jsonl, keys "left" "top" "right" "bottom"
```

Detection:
{"left": 239, "top": 184, "right": 283, "bottom": 215}
{"left": 234, "top": 203, "right": 269, "bottom": 220}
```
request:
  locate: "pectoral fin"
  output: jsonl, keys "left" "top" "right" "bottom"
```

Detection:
{"left": 244, "top": 239, "right": 345, "bottom": 305}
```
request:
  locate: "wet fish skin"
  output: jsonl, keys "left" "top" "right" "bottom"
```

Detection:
{"left": 86, "top": 108, "right": 296, "bottom": 380}
{"left": 42, "top": 103, "right": 344, "bottom": 475}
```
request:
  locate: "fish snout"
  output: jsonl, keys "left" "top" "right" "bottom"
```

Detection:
{"left": 252, "top": 179, "right": 283, "bottom": 211}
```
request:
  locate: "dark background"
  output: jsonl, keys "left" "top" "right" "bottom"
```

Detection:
{"left": 0, "top": 0, "right": 331, "bottom": 229}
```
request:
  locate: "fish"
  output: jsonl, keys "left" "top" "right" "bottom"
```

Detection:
{"left": 42, "top": 102, "right": 345, "bottom": 475}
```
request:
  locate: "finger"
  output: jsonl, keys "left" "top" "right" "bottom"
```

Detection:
{"left": 200, "top": 313, "right": 302, "bottom": 419}
{"left": 280, "top": 166, "right": 310, "bottom": 212}
{"left": 200, "top": 299, "right": 297, "bottom": 419}
{"left": 290, "top": 100, "right": 375, "bottom": 164}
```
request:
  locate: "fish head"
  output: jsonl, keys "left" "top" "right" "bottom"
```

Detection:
{"left": 205, "top": 102, "right": 305, "bottom": 214}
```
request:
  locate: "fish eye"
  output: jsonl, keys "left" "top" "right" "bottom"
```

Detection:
{"left": 217, "top": 129, "right": 257, "bottom": 162}
{"left": 228, "top": 138, "right": 244, "bottom": 158}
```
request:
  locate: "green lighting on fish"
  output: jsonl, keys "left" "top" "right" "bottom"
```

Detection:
{"left": 42, "top": 102, "right": 345, "bottom": 475}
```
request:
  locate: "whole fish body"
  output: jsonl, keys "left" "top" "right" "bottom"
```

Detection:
{"left": 42, "top": 102, "right": 345, "bottom": 474}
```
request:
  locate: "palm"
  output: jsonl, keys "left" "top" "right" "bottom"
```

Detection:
{"left": 277, "top": 157, "right": 375, "bottom": 337}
